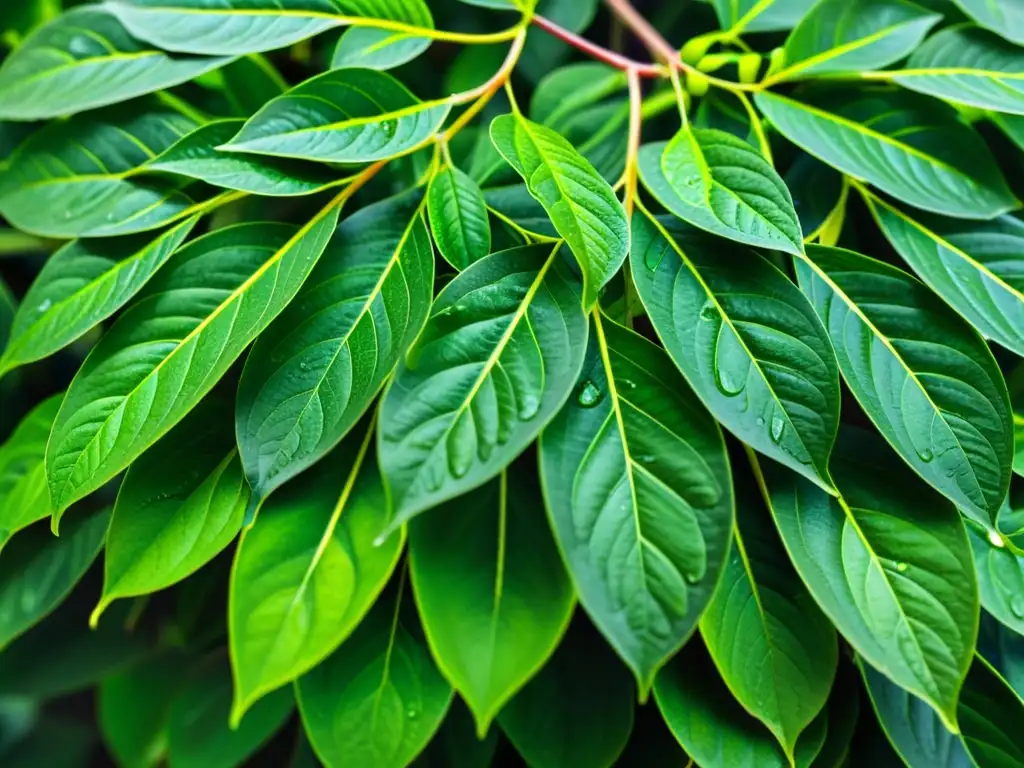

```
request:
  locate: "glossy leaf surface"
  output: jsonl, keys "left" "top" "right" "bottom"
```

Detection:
{"left": 951, "top": 0, "right": 1024, "bottom": 46}
{"left": 428, "top": 165, "right": 491, "bottom": 271}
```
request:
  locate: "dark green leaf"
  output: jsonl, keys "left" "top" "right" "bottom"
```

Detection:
{"left": 710, "top": 0, "right": 818, "bottom": 33}
{"left": 529, "top": 62, "right": 627, "bottom": 130}
{"left": 967, "top": 516, "right": 1024, "bottom": 636}
{"left": 221, "top": 54, "right": 288, "bottom": 116}
{"left": 958, "top": 654, "right": 1024, "bottom": 767}
{"left": 950, "top": 0, "right": 1024, "bottom": 46}
{"left": 428, "top": 165, "right": 491, "bottom": 271}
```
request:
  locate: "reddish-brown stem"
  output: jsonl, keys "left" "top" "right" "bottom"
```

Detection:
{"left": 531, "top": 14, "right": 664, "bottom": 78}
{"left": 603, "top": 0, "right": 679, "bottom": 64}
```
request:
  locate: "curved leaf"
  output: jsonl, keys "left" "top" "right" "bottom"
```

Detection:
{"left": 223, "top": 68, "right": 451, "bottom": 162}
{"left": 332, "top": 27, "right": 430, "bottom": 70}
{"left": 93, "top": 391, "right": 247, "bottom": 624}
{"left": 221, "top": 54, "right": 288, "bottom": 116}
{"left": 409, "top": 468, "right": 574, "bottom": 734}
{"left": 950, "top": 0, "right": 1024, "bottom": 46}
{"left": 540, "top": 314, "right": 733, "bottom": 694}
{"left": 700, "top": 473, "right": 837, "bottom": 758}
{"left": 428, "top": 165, "right": 491, "bottom": 271}
{"left": 529, "top": 62, "right": 627, "bottom": 130}
{"left": 866, "top": 192, "right": 1024, "bottom": 356}
{"left": 296, "top": 584, "right": 453, "bottom": 768}
{"left": 891, "top": 25, "right": 1024, "bottom": 115}
{"left": 967, "top": 519, "right": 1024, "bottom": 636}
{"left": 710, "top": 0, "right": 818, "bottom": 33}
{"left": 755, "top": 427, "right": 978, "bottom": 731}
{"left": 237, "top": 188, "right": 434, "bottom": 505}
{"left": 0, "top": 219, "right": 197, "bottom": 376}
{"left": 630, "top": 213, "right": 839, "bottom": 492}
{"left": 490, "top": 113, "right": 628, "bottom": 307}
{"left": 229, "top": 424, "right": 403, "bottom": 724}
{"left": 958, "top": 655, "right": 1024, "bottom": 767}
{"left": 755, "top": 87, "right": 1017, "bottom": 219}
{"left": 797, "top": 244, "right": 1012, "bottom": 523}
{"left": 0, "top": 7, "right": 228, "bottom": 120}
{"left": 378, "top": 243, "right": 587, "bottom": 529}
{"left": 46, "top": 205, "right": 340, "bottom": 520}
{"left": 784, "top": 154, "right": 847, "bottom": 245}
{"left": 773, "top": 0, "right": 940, "bottom": 81}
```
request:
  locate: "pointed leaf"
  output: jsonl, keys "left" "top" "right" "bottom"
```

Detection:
{"left": 0, "top": 7, "right": 228, "bottom": 120}
{"left": 223, "top": 68, "right": 451, "bottom": 162}
{"left": 710, "top": 0, "right": 818, "bottom": 33}
{"left": 378, "top": 243, "right": 587, "bottom": 528}
{"left": 428, "top": 165, "right": 491, "bottom": 271}
{"left": 958, "top": 655, "right": 1024, "bottom": 767}
{"left": 0, "top": 219, "right": 197, "bottom": 376}
{"left": 967, "top": 518, "right": 1024, "bottom": 636}
{"left": 540, "top": 314, "right": 733, "bottom": 694}
{"left": 630, "top": 213, "right": 839, "bottom": 492}
{"left": 237, "top": 188, "right": 434, "bottom": 505}
{"left": 46, "top": 205, "right": 340, "bottom": 519}
{"left": 409, "top": 469, "right": 574, "bottom": 734}
{"left": 797, "top": 244, "right": 1012, "bottom": 523}
{"left": 755, "top": 87, "right": 1018, "bottom": 219}
{"left": 489, "top": 113, "right": 628, "bottom": 307}
{"left": 229, "top": 424, "right": 404, "bottom": 723}
{"left": 951, "top": 0, "right": 1024, "bottom": 46}
{"left": 332, "top": 27, "right": 430, "bottom": 71}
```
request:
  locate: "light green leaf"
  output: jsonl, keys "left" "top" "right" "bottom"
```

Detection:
{"left": 45, "top": 204, "right": 340, "bottom": 521}
{"left": 755, "top": 87, "right": 1018, "bottom": 219}
{"left": 630, "top": 214, "right": 839, "bottom": 492}
{"left": 229, "top": 424, "right": 404, "bottom": 724}
{"left": 237, "top": 188, "right": 434, "bottom": 506}
{"left": 296, "top": 584, "right": 454, "bottom": 768}
{"left": 498, "top": 622, "right": 634, "bottom": 768}
{"left": 428, "top": 165, "right": 491, "bottom": 270}
{"left": 529, "top": 62, "right": 628, "bottom": 131}
{"left": 105, "top": 0, "right": 344, "bottom": 56}
{"left": 638, "top": 129, "right": 803, "bottom": 254}
{"left": 540, "top": 314, "right": 733, "bottom": 695}
{"left": 378, "top": 243, "right": 587, "bottom": 529}
{"left": 0, "top": 219, "right": 197, "bottom": 377}
{"left": 866, "top": 192, "right": 1024, "bottom": 357}
{"left": 489, "top": 113, "right": 628, "bottom": 307}
{"left": 409, "top": 469, "right": 574, "bottom": 734}
{"left": 797, "top": 244, "right": 1012, "bottom": 523}
{"left": 0, "top": 395, "right": 62, "bottom": 552}
{"left": 958, "top": 654, "right": 1024, "bottom": 767}
{"left": 891, "top": 25, "right": 1024, "bottom": 115}
{"left": 967, "top": 517, "right": 1024, "bottom": 636}
{"left": 332, "top": 27, "right": 430, "bottom": 70}
{"left": 700, "top": 474, "right": 837, "bottom": 758}
{"left": 0, "top": 100, "right": 206, "bottom": 239}
{"left": 146, "top": 120, "right": 338, "bottom": 196}
{"left": 773, "top": 0, "right": 940, "bottom": 82}
{"left": 0, "top": 7, "right": 228, "bottom": 120}
{"left": 0, "top": 507, "right": 109, "bottom": 651}
{"left": 223, "top": 68, "right": 451, "bottom": 162}
{"left": 755, "top": 427, "right": 979, "bottom": 732}
{"left": 167, "top": 657, "right": 293, "bottom": 768}
{"left": 711, "top": 0, "right": 819, "bottom": 34}
{"left": 93, "top": 390, "right": 247, "bottom": 624}
{"left": 951, "top": 0, "right": 1024, "bottom": 46}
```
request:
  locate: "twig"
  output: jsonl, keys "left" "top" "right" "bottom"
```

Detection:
{"left": 603, "top": 0, "right": 678, "bottom": 64}
{"left": 617, "top": 68, "right": 644, "bottom": 219}
{"left": 531, "top": 14, "right": 665, "bottom": 78}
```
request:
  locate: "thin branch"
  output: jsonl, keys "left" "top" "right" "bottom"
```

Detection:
{"left": 618, "top": 68, "right": 644, "bottom": 220}
{"left": 603, "top": 0, "right": 678, "bottom": 64}
{"left": 531, "top": 14, "right": 665, "bottom": 78}
{"left": 442, "top": 28, "right": 528, "bottom": 140}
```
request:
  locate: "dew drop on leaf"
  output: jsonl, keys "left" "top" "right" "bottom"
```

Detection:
{"left": 713, "top": 364, "right": 745, "bottom": 397}
{"left": 917, "top": 446, "right": 934, "bottom": 462}
{"left": 989, "top": 530, "right": 1005, "bottom": 548}
{"left": 770, "top": 415, "right": 785, "bottom": 443}
{"left": 518, "top": 391, "right": 541, "bottom": 421}
{"left": 37, "top": 299, "right": 52, "bottom": 313}
{"left": 895, "top": 561, "right": 908, "bottom": 573}
{"left": 576, "top": 381, "right": 604, "bottom": 408}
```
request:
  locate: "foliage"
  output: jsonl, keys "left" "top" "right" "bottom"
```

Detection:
{"left": 2, "top": 0, "right": 1024, "bottom": 765}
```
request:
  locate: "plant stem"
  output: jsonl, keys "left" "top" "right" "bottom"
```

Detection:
{"left": 442, "top": 27, "right": 527, "bottom": 139}
{"left": 618, "top": 68, "right": 643, "bottom": 219}
{"left": 340, "top": 16, "right": 522, "bottom": 45}
{"left": 531, "top": 14, "right": 665, "bottom": 77}
{"left": 603, "top": 0, "right": 679, "bottom": 64}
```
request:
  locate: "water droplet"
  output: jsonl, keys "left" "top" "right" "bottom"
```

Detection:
{"left": 517, "top": 392, "right": 540, "bottom": 421}
{"left": 756, "top": 416, "right": 765, "bottom": 426}
{"left": 699, "top": 301, "right": 717, "bottom": 321}
{"left": 36, "top": 298, "right": 52, "bottom": 313}
{"left": 713, "top": 364, "right": 745, "bottom": 397}
{"left": 406, "top": 708, "right": 419, "bottom": 719}
{"left": 63, "top": 210, "right": 73, "bottom": 219}
{"left": 381, "top": 120, "right": 397, "bottom": 138}
{"left": 989, "top": 530, "right": 1005, "bottom": 548}
{"left": 299, "top": 361, "right": 308, "bottom": 371}
{"left": 576, "top": 381, "right": 604, "bottom": 408}
{"left": 637, "top": 454, "right": 655, "bottom": 464}
{"left": 770, "top": 416, "right": 785, "bottom": 443}
{"left": 917, "top": 447, "right": 934, "bottom": 463}
{"left": 67, "top": 36, "right": 92, "bottom": 56}
{"left": 684, "top": 571, "right": 701, "bottom": 585}
{"left": 1011, "top": 596, "right": 1024, "bottom": 619}
{"left": 895, "top": 561, "right": 908, "bottom": 573}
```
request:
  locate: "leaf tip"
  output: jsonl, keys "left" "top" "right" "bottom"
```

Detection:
{"left": 89, "top": 598, "right": 110, "bottom": 630}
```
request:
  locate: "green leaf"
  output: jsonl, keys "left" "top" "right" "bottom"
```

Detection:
{"left": 167, "top": 657, "right": 294, "bottom": 768}
{"left": 489, "top": 113, "right": 628, "bottom": 307}
{"left": 958, "top": 654, "right": 1024, "bottom": 767}
{"left": 529, "top": 62, "right": 628, "bottom": 131}
{"left": 332, "top": 27, "right": 430, "bottom": 71}
{"left": 0, "top": 7, "right": 228, "bottom": 120}
{"left": 498, "top": 621, "right": 634, "bottom": 768}
{"left": 428, "top": 165, "right": 491, "bottom": 271}
{"left": 866, "top": 192, "right": 1024, "bottom": 357}
{"left": 518, "top": 0, "right": 598, "bottom": 83}
{"left": 483, "top": 184, "right": 558, "bottom": 238}
{"left": 540, "top": 313, "right": 733, "bottom": 695}
{"left": 950, "top": 0, "right": 1024, "bottom": 46}
{"left": 773, "top": 0, "right": 941, "bottom": 82}
{"left": 797, "top": 244, "right": 1012, "bottom": 523}
{"left": 105, "top": 0, "right": 345, "bottom": 56}
{"left": 93, "top": 390, "right": 247, "bottom": 624}
{"left": 891, "top": 25, "right": 1024, "bottom": 115}
{"left": 638, "top": 129, "right": 803, "bottom": 255}
{"left": 378, "top": 243, "right": 587, "bottom": 529}
{"left": 223, "top": 68, "right": 451, "bottom": 162}
{"left": 220, "top": 54, "right": 288, "bottom": 116}
{"left": 809, "top": 660, "right": 861, "bottom": 768}
{"left": 0, "top": 394, "right": 62, "bottom": 551}
{"left": 146, "top": 120, "right": 338, "bottom": 196}
{"left": 229, "top": 423, "right": 404, "bottom": 724}
{"left": 409, "top": 468, "right": 574, "bottom": 734}
{"left": 0, "top": 220, "right": 197, "bottom": 376}
{"left": 967, "top": 517, "right": 1024, "bottom": 636}
{"left": 711, "top": 0, "right": 818, "bottom": 33}
{"left": 755, "top": 427, "right": 979, "bottom": 731}
{"left": 3, "top": 718, "right": 96, "bottom": 768}
{"left": 755, "top": 87, "right": 1018, "bottom": 219}
{"left": 994, "top": 112, "right": 1024, "bottom": 151}
{"left": 630, "top": 214, "right": 839, "bottom": 492}
{"left": 45, "top": 204, "right": 340, "bottom": 521}
{"left": 784, "top": 154, "right": 846, "bottom": 245}
{"left": 296, "top": 584, "right": 454, "bottom": 768}
{"left": 237, "top": 188, "right": 434, "bottom": 505}
{"left": 700, "top": 473, "right": 837, "bottom": 758}
{"left": 0, "top": 100, "right": 206, "bottom": 239}
{"left": 0, "top": 507, "right": 109, "bottom": 650}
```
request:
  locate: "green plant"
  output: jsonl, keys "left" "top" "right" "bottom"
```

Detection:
{"left": 1, "top": 0, "right": 1024, "bottom": 765}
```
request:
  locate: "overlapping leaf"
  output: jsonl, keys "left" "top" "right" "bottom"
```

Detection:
{"left": 710, "top": 0, "right": 818, "bottom": 33}
{"left": 966, "top": 516, "right": 1024, "bottom": 636}
{"left": 332, "top": 27, "right": 430, "bottom": 70}
{"left": 951, "top": 0, "right": 1024, "bottom": 46}
{"left": 428, "top": 166, "right": 491, "bottom": 271}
